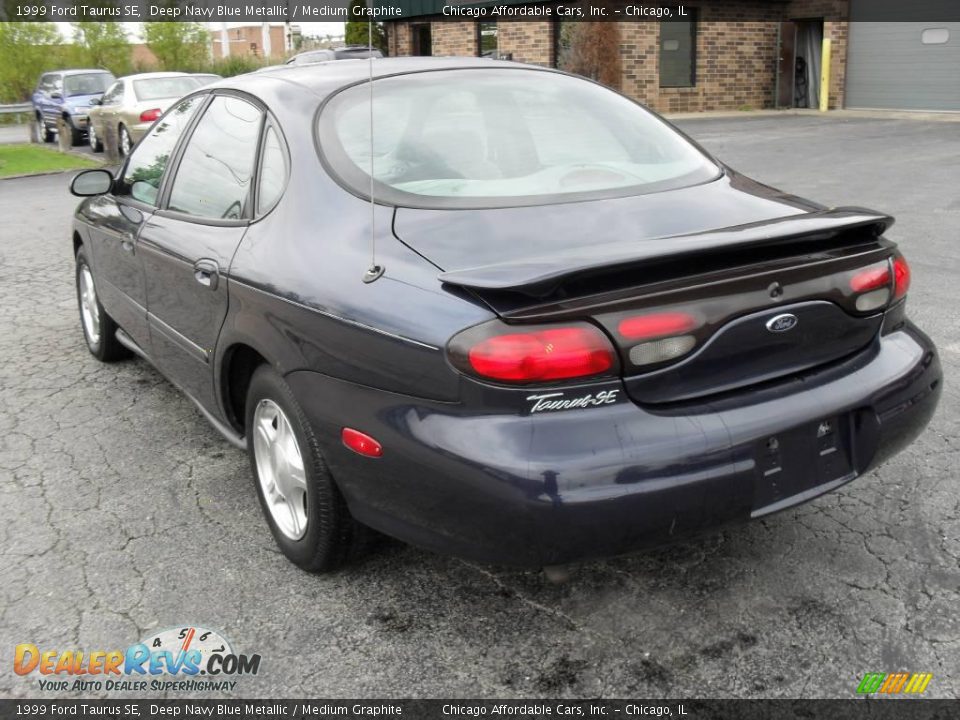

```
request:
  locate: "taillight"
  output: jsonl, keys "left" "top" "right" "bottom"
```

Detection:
{"left": 450, "top": 322, "right": 617, "bottom": 384}
{"left": 849, "top": 264, "right": 890, "bottom": 293}
{"left": 618, "top": 312, "right": 698, "bottom": 340}
{"left": 617, "top": 311, "right": 700, "bottom": 366}
{"left": 893, "top": 255, "right": 910, "bottom": 300}
{"left": 848, "top": 255, "right": 909, "bottom": 312}
{"left": 139, "top": 108, "right": 162, "bottom": 122}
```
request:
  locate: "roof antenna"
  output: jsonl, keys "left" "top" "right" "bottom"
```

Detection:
{"left": 362, "top": 15, "right": 385, "bottom": 284}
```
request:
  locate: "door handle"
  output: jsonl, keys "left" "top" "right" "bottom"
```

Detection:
{"left": 121, "top": 235, "right": 135, "bottom": 253}
{"left": 193, "top": 259, "right": 220, "bottom": 291}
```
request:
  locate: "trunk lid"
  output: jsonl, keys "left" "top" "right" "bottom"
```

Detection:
{"left": 394, "top": 176, "right": 896, "bottom": 404}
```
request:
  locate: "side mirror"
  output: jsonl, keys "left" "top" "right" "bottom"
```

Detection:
{"left": 50, "top": 92, "right": 62, "bottom": 100}
{"left": 71, "top": 169, "right": 114, "bottom": 197}
{"left": 89, "top": 98, "right": 101, "bottom": 106}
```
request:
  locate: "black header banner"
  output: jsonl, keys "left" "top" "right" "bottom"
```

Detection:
{"left": 1, "top": 699, "right": 960, "bottom": 720}
{"left": 2, "top": 0, "right": 960, "bottom": 22}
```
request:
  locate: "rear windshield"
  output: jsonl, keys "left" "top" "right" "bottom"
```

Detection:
{"left": 134, "top": 76, "right": 201, "bottom": 101}
{"left": 318, "top": 68, "right": 719, "bottom": 209}
{"left": 64, "top": 73, "right": 113, "bottom": 97}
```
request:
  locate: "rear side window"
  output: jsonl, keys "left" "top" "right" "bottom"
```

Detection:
{"left": 168, "top": 96, "right": 263, "bottom": 220}
{"left": 100, "top": 82, "right": 124, "bottom": 105}
{"left": 133, "top": 76, "right": 201, "bottom": 101}
{"left": 257, "top": 126, "right": 286, "bottom": 214}
{"left": 318, "top": 69, "right": 719, "bottom": 209}
{"left": 118, "top": 95, "right": 203, "bottom": 206}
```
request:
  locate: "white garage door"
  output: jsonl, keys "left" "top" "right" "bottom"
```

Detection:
{"left": 846, "top": 2, "right": 960, "bottom": 111}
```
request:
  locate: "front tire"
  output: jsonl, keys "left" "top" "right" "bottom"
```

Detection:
{"left": 37, "top": 114, "right": 54, "bottom": 143}
{"left": 75, "top": 246, "right": 129, "bottom": 362}
{"left": 68, "top": 119, "right": 83, "bottom": 147}
{"left": 246, "top": 365, "right": 360, "bottom": 572}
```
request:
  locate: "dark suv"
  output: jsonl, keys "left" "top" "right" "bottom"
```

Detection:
{"left": 33, "top": 69, "right": 115, "bottom": 146}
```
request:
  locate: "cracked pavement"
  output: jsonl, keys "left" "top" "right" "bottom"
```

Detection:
{"left": 1, "top": 114, "right": 958, "bottom": 699}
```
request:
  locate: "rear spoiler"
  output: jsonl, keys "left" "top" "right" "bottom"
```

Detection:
{"left": 437, "top": 208, "right": 893, "bottom": 297}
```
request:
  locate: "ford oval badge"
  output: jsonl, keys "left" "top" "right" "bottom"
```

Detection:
{"left": 766, "top": 313, "right": 799, "bottom": 333}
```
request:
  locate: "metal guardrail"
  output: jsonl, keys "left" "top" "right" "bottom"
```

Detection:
{"left": 0, "top": 103, "right": 32, "bottom": 115}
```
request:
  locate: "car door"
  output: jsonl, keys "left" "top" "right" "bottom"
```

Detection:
{"left": 33, "top": 74, "right": 49, "bottom": 118}
{"left": 84, "top": 94, "right": 207, "bottom": 351}
{"left": 95, "top": 80, "right": 124, "bottom": 138}
{"left": 42, "top": 73, "right": 61, "bottom": 127}
{"left": 137, "top": 93, "right": 265, "bottom": 411}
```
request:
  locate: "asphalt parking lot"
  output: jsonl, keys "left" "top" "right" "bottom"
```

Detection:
{"left": 1, "top": 114, "right": 958, "bottom": 699}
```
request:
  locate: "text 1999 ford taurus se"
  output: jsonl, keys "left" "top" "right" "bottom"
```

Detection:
{"left": 69, "top": 58, "right": 941, "bottom": 571}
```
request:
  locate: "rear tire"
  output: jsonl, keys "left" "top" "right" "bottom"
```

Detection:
{"left": 75, "top": 246, "right": 129, "bottom": 362}
{"left": 245, "top": 364, "right": 361, "bottom": 572}
{"left": 118, "top": 125, "right": 132, "bottom": 156}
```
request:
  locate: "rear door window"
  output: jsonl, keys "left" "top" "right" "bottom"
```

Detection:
{"left": 257, "top": 125, "right": 286, "bottom": 214}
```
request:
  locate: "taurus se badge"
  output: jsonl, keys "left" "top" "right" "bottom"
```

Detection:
{"left": 766, "top": 313, "right": 799, "bottom": 333}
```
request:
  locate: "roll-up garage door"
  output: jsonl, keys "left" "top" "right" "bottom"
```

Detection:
{"left": 846, "top": 0, "right": 960, "bottom": 111}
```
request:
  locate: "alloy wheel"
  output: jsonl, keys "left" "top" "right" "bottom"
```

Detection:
{"left": 88, "top": 124, "right": 97, "bottom": 150}
{"left": 78, "top": 263, "right": 101, "bottom": 346}
{"left": 253, "top": 399, "right": 308, "bottom": 540}
{"left": 120, "top": 127, "right": 131, "bottom": 156}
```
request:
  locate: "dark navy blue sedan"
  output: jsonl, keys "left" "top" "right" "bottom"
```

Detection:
{"left": 67, "top": 58, "right": 941, "bottom": 572}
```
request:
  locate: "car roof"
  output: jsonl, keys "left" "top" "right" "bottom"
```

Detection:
{"left": 50, "top": 69, "right": 113, "bottom": 77}
{"left": 230, "top": 57, "right": 549, "bottom": 101}
{"left": 121, "top": 72, "right": 192, "bottom": 82}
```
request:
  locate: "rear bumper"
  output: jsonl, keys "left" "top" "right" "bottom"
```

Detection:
{"left": 286, "top": 322, "right": 941, "bottom": 567}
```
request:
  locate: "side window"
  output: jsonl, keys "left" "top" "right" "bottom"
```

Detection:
{"left": 118, "top": 95, "right": 204, "bottom": 206}
{"left": 257, "top": 125, "right": 286, "bottom": 214}
{"left": 101, "top": 82, "right": 122, "bottom": 105}
{"left": 167, "top": 96, "right": 263, "bottom": 220}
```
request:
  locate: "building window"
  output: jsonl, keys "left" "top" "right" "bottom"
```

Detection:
{"left": 659, "top": 17, "right": 697, "bottom": 88}
{"left": 478, "top": 22, "right": 498, "bottom": 58}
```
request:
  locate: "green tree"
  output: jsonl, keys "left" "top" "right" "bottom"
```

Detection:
{"left": 71, "top": 22, "right": 130, "bottom": 75}
{"left": 345, "top": 1, "right": 386, "bottom": 54}
{"left": 557, "top": 22, "right": 621, "bottom": 90}
{"left": 0, "top": 22, "right": 64, "bottom": 102}
{"left": 143, "top": 22, "right": 209, "bottom": 71}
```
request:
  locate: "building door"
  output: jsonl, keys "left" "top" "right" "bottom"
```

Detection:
{"left": 775, "top": 21, "right": 797, "bottom": 108}
{"left": 794, "top": 20, "right": 824, "bottom": 108}
{"left": 847, "top": 1, "right": 960, "bottom": 110}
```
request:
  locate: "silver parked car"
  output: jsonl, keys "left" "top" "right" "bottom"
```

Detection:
{"left": 87, "top": 72, "right": 205, "bottom": 155}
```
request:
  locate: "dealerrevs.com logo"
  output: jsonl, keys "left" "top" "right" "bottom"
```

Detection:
{"left": 14, "top": 626, "right": 261, "bottom": 693}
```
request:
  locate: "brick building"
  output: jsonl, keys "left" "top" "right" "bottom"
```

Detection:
{"left": 211, "top": 24, "right": 290, "bottom": 60}
{"left": 384, "top": 1, "right": 960, "bottom": 113}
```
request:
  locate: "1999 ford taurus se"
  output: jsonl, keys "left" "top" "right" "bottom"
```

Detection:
{"left": 69, "top": 58, "right": 941, "bottom": 572}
